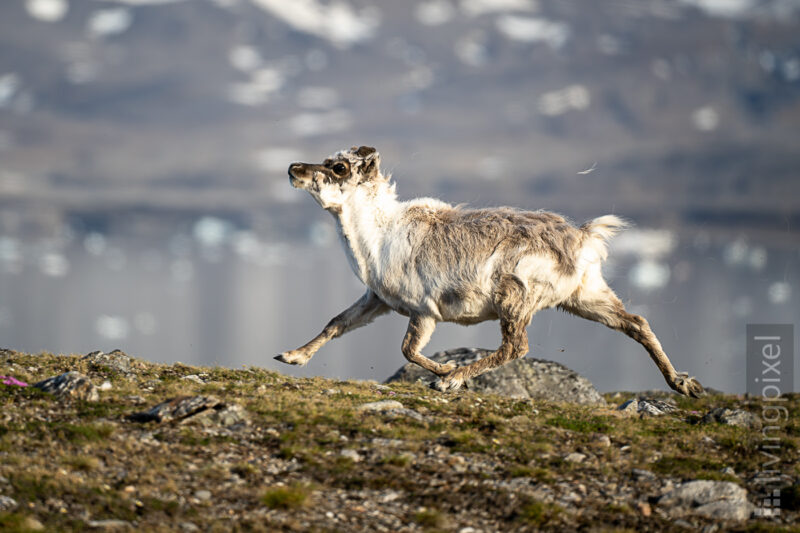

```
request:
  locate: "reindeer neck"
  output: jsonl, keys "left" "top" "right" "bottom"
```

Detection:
{"left": 332, "top": 183, "right": 399, "bottom": 286}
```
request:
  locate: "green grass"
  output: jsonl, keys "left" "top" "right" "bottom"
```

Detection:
{"left": 413, "top": 508, "right": 446, "bottom": 529}
{"left": 516, "top": 500, "right": 563, "bottom": 525}
{"left": 62, "top": 454, "right": 101, "bottom": 472}
{"left": 507, "top": 465, "right": 554, "bottom": 482}
{"left": 649, "top": 456, "right": 736, "bottom": 482}
{"left": 57, "top": 422, "right": 115, "bottom": 442}
{"left": 141, "top": 497, "right": 181, "bottom": 517}
{"left": 261, "top": 485, "right": 310, "bottom": 510}
{"left": 379, "top": 454, "right": 412, "bottom": 467}
{"left": 0, "top": 512, "right": 44, "bottom": 533}
{"left": 545, "top": 415, "right": 610, "bottom": 433}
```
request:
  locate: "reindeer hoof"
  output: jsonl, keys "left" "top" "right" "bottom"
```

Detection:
{"left": 436, "top": 361, "right": 458, "bottom": 376}
{"left": 274, "top": 351, "right": 310, "bottom": 366}
{"left": 431, "top": 369, "right": 466, "bottom": 392}
{"left": 672, "top": 372, "right": 705, "bottom": 398}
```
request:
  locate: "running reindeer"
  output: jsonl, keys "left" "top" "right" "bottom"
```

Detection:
{"left": 276, "top": 146, "right": 704, "bottom": 397}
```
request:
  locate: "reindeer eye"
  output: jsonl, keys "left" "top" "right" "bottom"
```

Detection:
{"left": 332, "top": 163, "right": 347, "bottom": 175}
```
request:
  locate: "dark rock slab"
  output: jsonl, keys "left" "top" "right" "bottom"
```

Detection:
{"left": 386, "top": 347, "right": 605, "bottom": 405}
{"left": 128, "top": 396, "right": 221, "bottom": 423}
{"left": 128, "top": 396, "right": 247, "bottom": 427}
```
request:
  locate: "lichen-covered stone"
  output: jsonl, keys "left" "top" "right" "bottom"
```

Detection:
{"left": 386, "top": 347, "right": 605, "bottom": 405}
{"left": 701, "top": 407, "right": 761, "bottom": 430}
{"left": 34, "top": 371, "right": 99, "bottom": 402}
{"left": 0, "top": 495, "right": 17, "bottom": 511}
{"left": 617, "top": 398, "right": 677, "bottom": 416}
{"left": 82, "top": 349, "right": 136, "bottom": 375}
{"left": 658, "top": 480, "right": 752, "bottom": 521}
{"left": 189, "top": 403, "right": 249, "bottom": 427}
{"left": 357, "top": 400, "right": 405, "bottom": 412}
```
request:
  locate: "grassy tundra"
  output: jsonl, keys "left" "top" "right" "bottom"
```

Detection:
{"left": 0, "top": 349, "right": 798, "bottom": 531}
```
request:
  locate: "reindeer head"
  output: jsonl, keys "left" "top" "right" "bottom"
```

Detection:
{"left": 288, "top": 146, "right": 382, "bottom": 211}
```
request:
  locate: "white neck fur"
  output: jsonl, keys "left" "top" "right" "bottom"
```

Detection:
{"left": 331, "top": 178, "right": 399, "bottom": 285}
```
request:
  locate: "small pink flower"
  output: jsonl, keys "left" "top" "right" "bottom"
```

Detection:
{"left": 1, "top": 376, "right": 28, "bottom": 387}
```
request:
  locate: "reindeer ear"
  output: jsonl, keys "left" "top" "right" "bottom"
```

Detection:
{"left": 355, "top": 146, "right": 376, "bottom": 158}
{"left": 355, "top": 146, "right": 380, "bottom": 181}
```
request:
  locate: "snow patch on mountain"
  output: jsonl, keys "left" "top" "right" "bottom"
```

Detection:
{"left": 249, "top": 0, "right": 380, "bottom": 48}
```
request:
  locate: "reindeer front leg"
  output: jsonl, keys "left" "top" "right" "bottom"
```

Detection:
{"left": 275, "top": 290, "right": 390, "bottom": 366}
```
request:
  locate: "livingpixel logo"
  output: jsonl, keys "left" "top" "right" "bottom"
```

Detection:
{"left": 747, "top": 324, "right": 794, "bottom": 517}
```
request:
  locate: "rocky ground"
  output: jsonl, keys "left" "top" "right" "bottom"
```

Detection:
{"left": 0, "top": 348, "right": 798, "bottom": 532}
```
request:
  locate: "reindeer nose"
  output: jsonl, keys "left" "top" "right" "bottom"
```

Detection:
{"left": 288, "top": 163, "right": 305, "bottom": 177}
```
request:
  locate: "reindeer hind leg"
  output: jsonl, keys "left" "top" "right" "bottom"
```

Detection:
{"left": 560, "top": 280, "right": 704, "bottom": 398}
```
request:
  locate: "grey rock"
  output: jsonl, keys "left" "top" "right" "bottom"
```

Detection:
{"left": 129, "top": 395, "right": 221, "bottom": 422}
{"left": 0, "top": 495, "right": 17, "bottom": 511}
{"left": 340, "top": 449, "right": 362, "bottom": 462}
{"left": 370, "top": 438, "right": 405, "bottom": 448}
{"left": 595, "top": 435, "right": 612, "bottom": 447}
{"left": 182, "top": 374, "right": 204, "bottom": 384}
{"left": 659, "top": 480, "right": 746, "bottom": 506}
{"left": 694, "top": 500, "right": 752, "bottom": 521}
{"left": 128, "top": 396, "right": 248, "bottom": 427}
{"left": 618, "top": 398, "right": 677, "bottom": 416}
{"left": 34, "top": 371, "right": 99, "bottom": 402}
{"left": 383, "top": 407, "right": 428, "bottom": 423}
{"left": 194, "top": 490, "right": 212, "bottom": 501}
{"left": 125, "top": 395, "right": 146, "bottom": 405}
{"left": 87, "top": 519, "right": 134, "bottom": 530}
{"left": 128, "top": 396, "right": 221, "bottom": 423}
{"left": 189, "top": 404, "right": 249, "bottom": 428}
{"left": 357, "top": 400, "right": 405, "bottom": 412}
{"left": 564, "top": 452, "right": 586, "bottom": 463}
{"left": 379, "top": 490, "right": 402, "bottom": 503}
{"left": 632, "top": 468, "right": 657, "bottom": 480}
{"left": 658, "top": 480, "right": 752, "bottom": 521}
{"left": 82, "top": 350, "right": 133, "bottom": 375}
{"left": 701, "top": 408, "right": 761, "bottom": 430}
{"left": 386, "top": 347, "right": 605, "bottom": 405}
{"left": 356, "top": 399, "right": 426, "bottom": 421}
{"left": 179, "top": 522, "right": 199, "bottom": 532}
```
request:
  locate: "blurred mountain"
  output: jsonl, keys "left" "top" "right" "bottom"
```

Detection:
{"left": 1, "top": 0, "right": 799, "bottom": 240}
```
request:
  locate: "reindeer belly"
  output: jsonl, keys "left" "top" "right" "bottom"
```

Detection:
{"left": 370, "top": 276, "right": 432, "bottom": 317}
{"left": 437, "top": 285, "right": 497, "bottom": 324}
